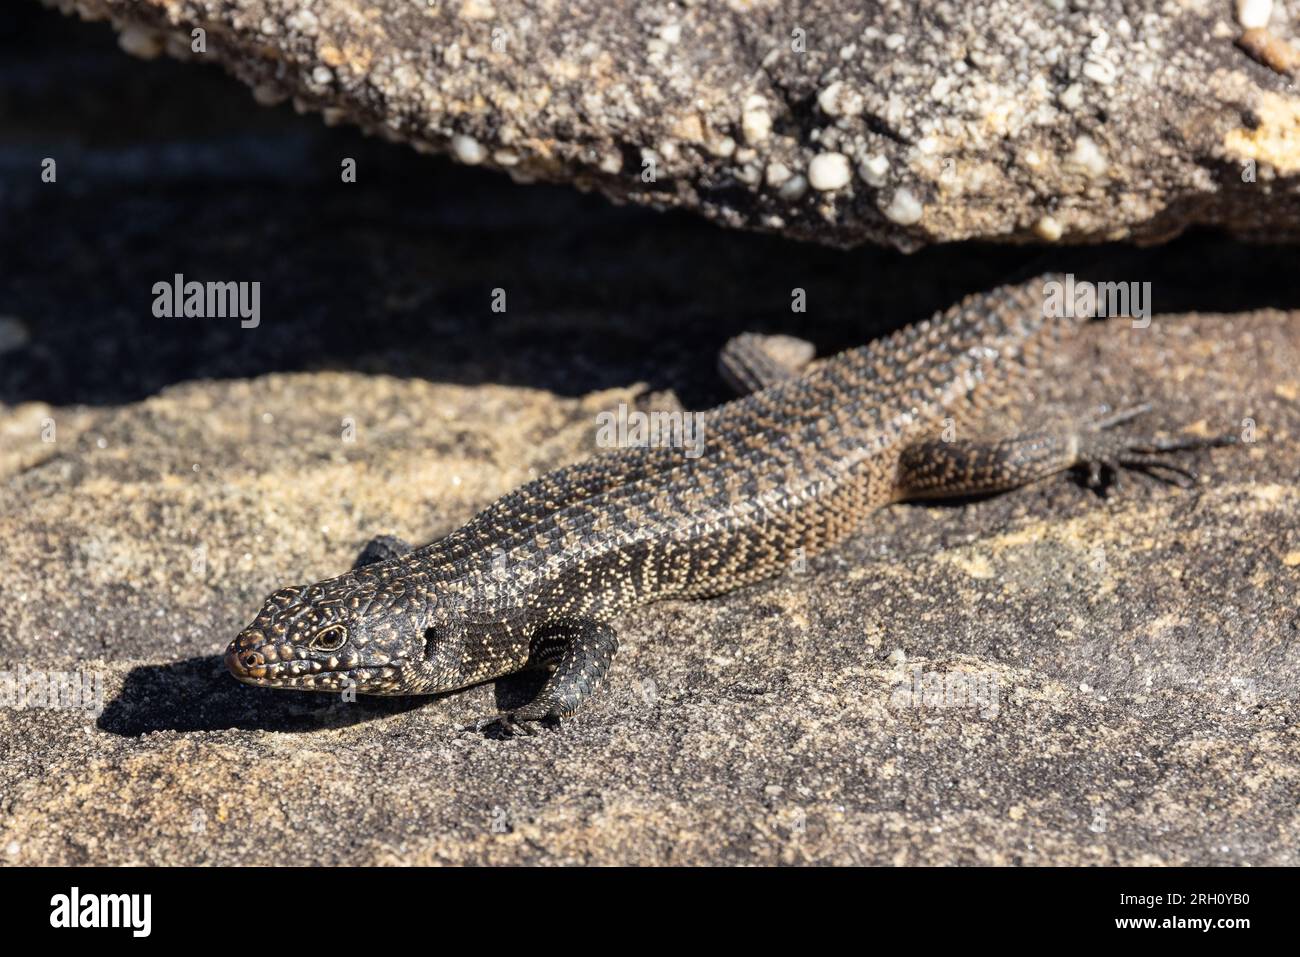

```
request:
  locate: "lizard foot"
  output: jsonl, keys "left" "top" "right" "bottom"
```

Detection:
{"left": 461, "top": 713, "right": 559, "bottom": 739}
{"left": 1076, "top": 404, "right": 1239, "bottom": 495}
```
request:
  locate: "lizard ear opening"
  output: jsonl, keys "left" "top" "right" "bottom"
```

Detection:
{"left": 423, "top": 625, "right": 446, "bottom": 661}
{"left": 423, "top": 621, "right": 468, "bottom": 673}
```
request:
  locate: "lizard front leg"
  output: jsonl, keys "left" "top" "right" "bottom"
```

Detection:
{"left": 352, "top": 534, "right": 414, "bottom": 568}
{"left": 470, "top": 618, "right": 619, "bottom": 736}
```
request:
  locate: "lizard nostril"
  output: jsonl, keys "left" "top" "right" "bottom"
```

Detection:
{"left": 225, "top": 642, "right": 268, "bottom": 679}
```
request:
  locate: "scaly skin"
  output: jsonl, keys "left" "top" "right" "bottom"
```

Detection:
{"left": 225, "top": 276, "right": 1233, "bottom": 730}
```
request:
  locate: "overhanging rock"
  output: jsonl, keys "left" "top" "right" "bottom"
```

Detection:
{"left": 43, "top": 0, "right": 1300, "bottom": 249}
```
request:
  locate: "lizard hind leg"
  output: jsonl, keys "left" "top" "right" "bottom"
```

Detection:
{"left": 718, "top": 332, "right": 816, "bottom": 395}
{"left": 896, "top": 404, "right": 1239, "bottom": 501}
{"left": 895, "top": 431, "right": 1081, "bottom": 501}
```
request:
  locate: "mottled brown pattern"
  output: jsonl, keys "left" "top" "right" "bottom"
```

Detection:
{"left": 225, "top": 276, "right": 1222, "bottom": 728}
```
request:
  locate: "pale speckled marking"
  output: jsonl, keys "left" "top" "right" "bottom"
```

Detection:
{"left": 225, "top": 276, "right": 1228, "bottom": 727}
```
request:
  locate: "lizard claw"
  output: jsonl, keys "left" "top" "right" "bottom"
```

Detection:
{"left": 1075, "top": 417, "right": 1237, "bottom": 496}
{"left": 1083, "top": 458, "right": 1117, "bottom": 493}
{"left": 1089, "top": 402, "right": 1153, "bottom": 431}
{"left": 461, "top": 713, "right": 555, "bottom": 738}
{"left": 1118, "top": 456, "right": 1199, "bottom": 489}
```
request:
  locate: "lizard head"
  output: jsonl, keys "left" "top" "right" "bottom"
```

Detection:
{"left": 226, "top": 573, "right": 442, "bottom": 694}
{"left": 225, "top": 570, "right": 529, "bottom": 695}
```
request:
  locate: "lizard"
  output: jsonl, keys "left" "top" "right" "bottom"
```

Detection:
{"left": 224, "top": 275, "right": 1237, "bottom": 734}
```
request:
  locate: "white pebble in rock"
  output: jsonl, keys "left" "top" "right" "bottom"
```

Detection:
{"left": 859, "top": 154, "right": 889, "bottom": 187}
{"left": 452, "top": 134, "right": 487, "bottom": 165}
{"left": 708, "top": 135, "right": 736, "bottom": 158}
{"left": 1237, "top": 0, "right": 1273, "bottom": 30}
{"left": 286, "top": 9, "right": 320, "bottom": 37}
{"left": 741, "top": 96, "right": 772, "bottom": 144}
{"left": 1067, "top": 135, "right": 1109, "bottom": 178}
{"left": 807, "top": 152, "right": 852, "bottom": 191}
{"left": 1082, "top": 58, "right": 1117, "bottom": 85}
{"left": 778, "top": 174, "right": 808, "bottom": 200}
{"left": 1033, "top": 215, "right": 1063, "bottom": 241}
{"left": 1058, "top": 83, "right": 1084, "bottom": 110}
{"left": 883, "top": 188, "right": 924, "bottom": 225}
{"left": 118, "top": 25, "right": 164, "bottom": 59}
{"left": 817, "top": 81, "right": 864, "bottom": 118}
{"left": 765, "top": 162, "right": 792, "bottom": 187}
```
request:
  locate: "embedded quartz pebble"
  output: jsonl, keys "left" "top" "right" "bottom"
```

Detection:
{"left": 40, "top": 0, "right": 1300, "bottom": 248}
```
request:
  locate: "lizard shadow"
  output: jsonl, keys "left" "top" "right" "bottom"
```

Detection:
{"left": 98, "top": 654, "right": 547, "bottom": 735}
{"left": 98, "top": 655, "right": 436, "bottom": 735}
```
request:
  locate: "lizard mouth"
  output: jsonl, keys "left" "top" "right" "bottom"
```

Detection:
{"left": 226, "top": 660, "right": 406, "bottom": 692}
{"left": 224, "top": 642, "right": 405, "bottom": 692}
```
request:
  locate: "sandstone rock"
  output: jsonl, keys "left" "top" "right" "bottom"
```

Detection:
{"left": 4, "top": 307, "right": 1299, "bottom": 865}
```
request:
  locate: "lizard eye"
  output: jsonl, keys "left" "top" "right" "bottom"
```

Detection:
{"left": 309, "top": 624, "right": 348, "bottom": 652}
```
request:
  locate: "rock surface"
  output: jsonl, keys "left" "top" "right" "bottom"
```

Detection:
{"left": 40, "top": 0, "right": 1300, "bottom": 249}
{"left": 3, "top": 310, "right": 1298, "bottom": 865}
{"left": 2, "top": 5, "right": 1299, "bottom": 866}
